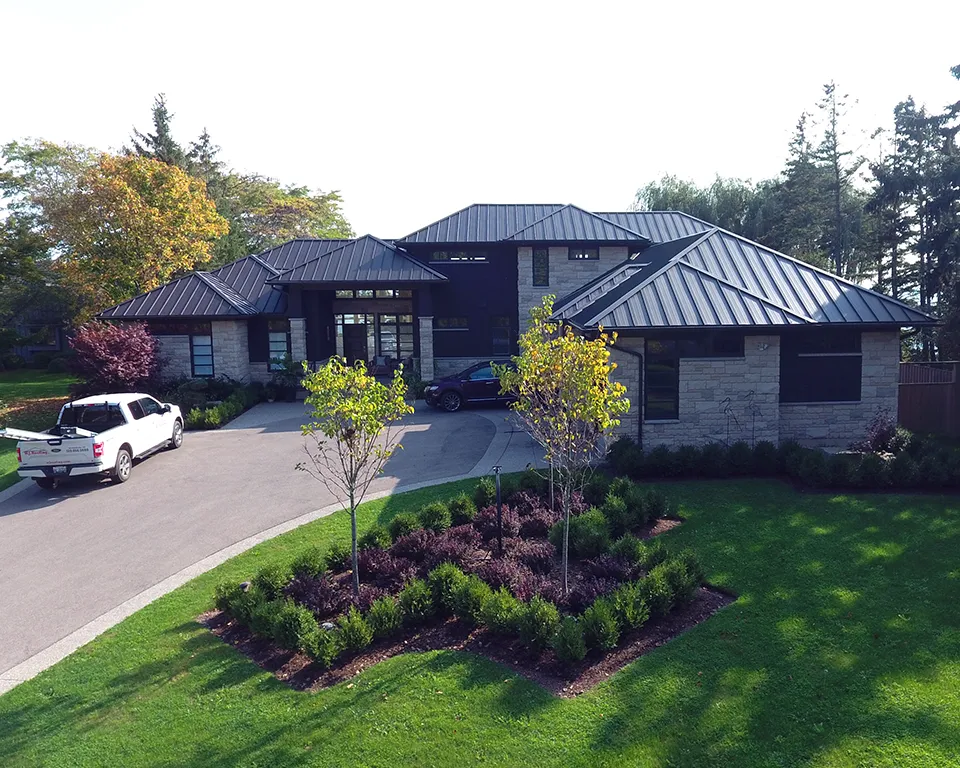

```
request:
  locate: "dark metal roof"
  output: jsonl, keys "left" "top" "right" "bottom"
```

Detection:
{"left": 256, "top": 239, "right": 351, "bottom": 272}
{"left": 399, "top": 204, "right": 566, "bottom": 243}
{"left": 593, "top": 212, "right": 713, "bottom": 243}
{"left": 210, "top": 255, "right": 287, "bottom": 314}
{"left": 555, "top": 228, "right": 936, "bottom": 330}
{"left": 269, "top": 235, "right": 448, "bottom": 284}
{"left": 98, "top": 272, "right": 259, "bottom": 320}
{"left": 504, "top": 205, "right": 651, "bottom": 244}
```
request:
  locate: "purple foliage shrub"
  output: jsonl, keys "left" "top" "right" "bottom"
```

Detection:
{"left": 475, "top": 557, "right": 533, "bottom": 592}
{"left": 583, "top": 554, "right": 634, "bottom": 582}
{"left": 509, "top": 490, "right": 547, "bottom": 517}
{"left": 351, "top": 585, "right": 388, "bottom": 612}
{"left": 473, "top": 505, "right": 520, "bottom": 540}
{"left": 519, "top": 509, "right": 560, "bottom": 539}
{"left": 285, "top": 574, "right": 350, "bottom": 620}
{"left": 357, "top": 548, "right": 416, "bottom": 588}
{"left": 508, "top": 539, "right": 556, "bottom": 574}
{"left": 69, "top": 321, "right": 162, "bottom": 395}
{"left": 390, "top": 529, "right": 435, "bottom": 563}
{"left": 566, "top": 576, "right": 618, "bottom": 613}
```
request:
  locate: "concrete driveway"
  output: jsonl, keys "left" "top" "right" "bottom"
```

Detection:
{"left": 0, "top": 401, "right": 541, "bottom": 692}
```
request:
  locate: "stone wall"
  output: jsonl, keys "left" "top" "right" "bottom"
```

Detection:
{"left": 156, "top": 335, "right": 192, "bottom": 379}
{"left": 212, "top": 320, "right": 250, "bottom": 381}
{"left": 433, "top": 357, "right": 489, "bottom": 378}
{"left": 609, "top": 341, "right": 642, "bottom": 442}
{"left": 290, "top": 318, "right": 307, "bottom": 362}
{"left": 778, "top": 330, "right": 900, "bottom": 449}
{"left": 642, "top": 335, "right": 781, "bottom": 448}
{"left": 517, "top": 245, "right": 628, "bottom": 332}
{"left": 419, "top": 317, "right": 434, "bottom": 380}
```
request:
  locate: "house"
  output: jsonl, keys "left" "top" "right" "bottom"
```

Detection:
{"left": 98, "top": 203, "right": 936, "bottom": 449}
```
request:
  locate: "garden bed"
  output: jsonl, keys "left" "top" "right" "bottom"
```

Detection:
{"left": 206, "top": 473, "right": 723, "bottom": 695}
{"left": 202, "top": 584, "right": 730, "bottom": 696}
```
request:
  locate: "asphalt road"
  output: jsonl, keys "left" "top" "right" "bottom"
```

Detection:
{"left": 0, "top": 402, "right": 529, "bottom": 678}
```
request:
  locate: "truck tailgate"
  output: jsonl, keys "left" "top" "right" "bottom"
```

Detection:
{"left": 18, "top": 437, "right": 97, "bottom": 467}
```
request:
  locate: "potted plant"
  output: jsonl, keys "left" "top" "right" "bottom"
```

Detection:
{"left": 270, "top": 354, "right": 301, "bottom": 402}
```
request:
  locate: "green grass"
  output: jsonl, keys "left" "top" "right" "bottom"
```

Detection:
{"left": 0, "top": 370, "right": 76, "bottom": 490}
{"left": 2, "top": 479, "right": 959, "bottom": 767}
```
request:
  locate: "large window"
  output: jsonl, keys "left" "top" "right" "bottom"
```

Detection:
{"left": 378, "top": 314, "right": 414, "bottom": 358}
{"left": 645, "top": 339, "right": 680, "bottom": 420}
{"left": 569, "top": 246, "right": 599, "bottom": 261}
{"left": 191, "top": 334, "right": 214, "bottom": 377}
{"left": 780, "top": 330, "right": 862, "bottom": 403}
{"left": 492, "top": 316, "right": 511, "bottom": 355}
{"left": 267, "top": 319, "right": 291, "bottom": 371}
{"left": 335, "top": 289, "right": 412, "bottom": 299}
{"left": 532, "top": 248, "right": 549, "bottom": 286}
{"left": 430, "top": 250, "right": 488, "bottom": 262}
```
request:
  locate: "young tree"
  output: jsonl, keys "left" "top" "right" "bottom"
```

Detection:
{"left": 298, "top": 359, "right": 414, "bottom": 596}
{"left": 47, "top": 153, "right": 228, "bottom": 313}
{"left": 69, "top": 321, "right": 161, "bottom": 395}
{"left": 496, "top": 296, "right": 629, "bottom": 594}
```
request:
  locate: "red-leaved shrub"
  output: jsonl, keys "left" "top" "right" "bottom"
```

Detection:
{"left": 566, "top": 576, "right": 618, "bottom": 613}
{"left": 473, "top": 505, "right": 520, "bottom": 540}
{"left": 357, "top": 549, "right": 416, "bottom": 588}
{"left": 285, "top": 574, "right": 350, "bottom": 620}
{"left": 69, "top": 321, "right": 162, "bottom": 395}
{"left": 508, "top": 539, "right": 557, "bottom": 574}
{"left": 475, "top": 557, "right": 533, "bottom": 592}
{"left": 389, "top": 529, "right": 435, "bottom": 563}
{"left": 583, "top": 554, "right": 634, "bottom": 581}
{"left": 519, "top": 509, "right": 561, "bottom": 538}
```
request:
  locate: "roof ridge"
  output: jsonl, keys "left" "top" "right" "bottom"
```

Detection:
{"left": 677, "top": 257, "right": 815, "bottom": 323}
{"left": 194, "top": 272, "right": 258, "bottom": 315}
{"left": 247, "top": 253, "right": 282, "bottom": 276}
{"left": 504, "top": 204, "right": 652, "bottom": 243}
{"left": 579, "top": 230, "right": 716, "bottom": 324}
{"left": 97, "top": 272, "right": 197, "bottom": 317}
{"left": 397, "top": 202, "right": 478, "bottom": 242}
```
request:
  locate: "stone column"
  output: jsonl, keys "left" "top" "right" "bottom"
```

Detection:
{"left": 211, "top": 320, "right": 250, "bottom": 381}
{"left": 290, "top": 317, "right": 307, "bottom": 363}
{"left": 418, "top": 316, "right": 434, "bottom": 381}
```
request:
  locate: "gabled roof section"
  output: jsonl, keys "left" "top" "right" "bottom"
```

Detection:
{"left": 555, "top": 228, "right": 937, "bottom": 330}
{"left": 399, "top": 204, "right": 565, "bottom": 243}
{"left": 99, "top": 271, "right": 259, "bottom": 320}
{"left": 210, "top": 255, "right": 286, "bottom": 314}
{"left": 269, "top": 235, "right": 448, "bottom": 284}
{"left": 593, "top": 211, "right": 713, "bottom": 243}
{"left": 503, "top": 205, "right": 651, "bottom": 244}
{"left": 255, "top": 239, "right": 353, "bottom": 272}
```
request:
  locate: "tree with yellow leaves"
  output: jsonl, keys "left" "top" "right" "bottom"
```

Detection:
{"left": 47, "top": 153, "right": 228, "bottom": 313}
{"left": 496, "top": 296, "right": 629, "bottom": 594}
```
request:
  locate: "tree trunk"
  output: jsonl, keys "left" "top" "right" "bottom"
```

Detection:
{"left": 350, "top": 489, "right": 360, "bottom": 597}
{"left": 561, "top": 481, "right": 571, "bottom": 595}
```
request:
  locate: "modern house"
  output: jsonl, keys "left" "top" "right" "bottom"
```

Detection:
{"left": 99, "top": 203, "right": 936, "bottom": 449}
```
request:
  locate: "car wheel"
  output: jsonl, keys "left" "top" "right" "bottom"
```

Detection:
{"left": 35, "top": 477, "right": 56, "bottom": 490}
{"left": 440, "top": 390, "right": 463, "bottom": 412}
{"left": 113, "top": 448, "right": 133, "bottom": 484}
{"left": 169, "top": 420, "right": 183, "bottom": 449}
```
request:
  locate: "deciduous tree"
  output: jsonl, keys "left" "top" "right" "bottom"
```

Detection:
{"left": 298, "top": 359, "right": 414, "bottom": 596}
{"left": 496, "top": 297, "right": 629, "bottom": 594}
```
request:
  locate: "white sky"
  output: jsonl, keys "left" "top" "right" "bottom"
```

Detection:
{"left": 2, "top": 0, "right": 958, "bottom": 237}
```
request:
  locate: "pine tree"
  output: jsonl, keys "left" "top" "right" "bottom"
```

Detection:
{"left": 128, "top": 94, "right": 187, "bottom": 169}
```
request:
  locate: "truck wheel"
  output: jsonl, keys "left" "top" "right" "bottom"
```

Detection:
{"left": 113, "top": 448, "right": 133, "bottom": 484}
{"left": 35, "top": 478, "right": 56, "bottom": 490}
{"left": 169, "top": 420, "right": 183, "bottom": 449}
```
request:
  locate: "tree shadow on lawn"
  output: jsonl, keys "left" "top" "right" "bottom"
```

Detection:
{"left": 585, "top": 481, "right": 960, "bottom": 767}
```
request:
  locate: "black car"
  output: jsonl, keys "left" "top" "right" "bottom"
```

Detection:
{"left": 423, "top": 360, "right": 516, "bottom": 412}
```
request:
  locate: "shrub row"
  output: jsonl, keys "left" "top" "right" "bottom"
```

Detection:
{"left": 607, "top": 435, "right": 960, "bottom": 492}
{"left": 184, "top": 383, "right": 263, "bottom": 430}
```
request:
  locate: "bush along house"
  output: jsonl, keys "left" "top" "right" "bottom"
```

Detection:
{"left": 98, "top": 203, "right": 936, "bottom": 449}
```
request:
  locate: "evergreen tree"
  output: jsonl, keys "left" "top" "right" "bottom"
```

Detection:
{"left": 128, "top": 94, "right": 188, "bottom": 169}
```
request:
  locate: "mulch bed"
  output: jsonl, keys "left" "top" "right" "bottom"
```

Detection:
{"left": 199, "top": 585, "right": 733, "bottom": 698}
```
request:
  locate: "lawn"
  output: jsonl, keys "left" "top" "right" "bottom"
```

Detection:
{"left": 1, "top": 479, "right": 958, "bottom": 767}
{"left": 0, "top": 369, "right": 76, "bottom": 491}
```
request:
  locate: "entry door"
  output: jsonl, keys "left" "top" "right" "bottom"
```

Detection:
{"left": 343, "top": 324, "right": 368, "bottom": 364}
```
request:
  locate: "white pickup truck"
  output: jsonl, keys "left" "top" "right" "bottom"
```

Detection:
{"left": 0, "top": 393, "right": 183, "bottom": 489}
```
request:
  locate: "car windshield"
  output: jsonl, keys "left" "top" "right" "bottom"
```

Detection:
{"left": 59, "top": 404, "right": 126, "bottom": 434}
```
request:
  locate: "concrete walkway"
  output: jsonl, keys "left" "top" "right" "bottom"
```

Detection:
{"left": 0, "top": 402, "right": 542, "bottom": 695}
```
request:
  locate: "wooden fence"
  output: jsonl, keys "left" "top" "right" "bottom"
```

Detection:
{"left": 899, "top": 362, "right": 960, "bottom": 436}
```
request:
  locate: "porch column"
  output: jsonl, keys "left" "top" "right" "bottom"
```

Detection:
{"left": 419, "top": 316, "right": 434, "bottom": 381}
{"left": 290, "top": 317, "right": 307, "bottom": 362}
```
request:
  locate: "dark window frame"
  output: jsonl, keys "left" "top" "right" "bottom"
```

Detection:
{"left": 149, "top": 321, "right": 212, "bottom": 336}
{"left": 780, "top": 330, "right": 862, "bottom": 404}
{"left": 436, "top": 316, "right": 469, "bottom": 330}
{"left": 644, "top": 339, "right": 680, "bottom": 421}
{"left": 429, "top": 250, "right": 489, "bottom": 263}
{"left": 532, "top": 248, "right": 549, "bottom": 286}
{"left": 492, "top": 315, "right": 512, "bottom": 355}
{"left": 568, "top": 246, "right": 599, "bottom": 261}
{"left": 190, "top": 333, "right": 214, "bottom": 378}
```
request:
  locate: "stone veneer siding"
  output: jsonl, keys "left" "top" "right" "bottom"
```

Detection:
{"left": 778, "top": 330, "right": 900, "bottom": 449}
{"left": 609, "top": 331, "right": 901, "bottom": 451}
{"left": 155, "top": 335, "right": 192, "bottom": 379}
{"left": 433, "top": 357, "right": 489, "bottom": 378}
{"left": 517, "top": 245, "right": 629, "bottom": 332}
{"left": 290, "top": 318, "right": 307, "bottom": 363}
{"left": 212, "top": 320, "right": 250, "bottom": 381}
{"left": 419, "top": 317, "right": 434, "bottom": 380}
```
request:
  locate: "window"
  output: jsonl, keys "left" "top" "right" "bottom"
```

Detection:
{"left": 139, "top": 397, "right": 161, "bottom": 417}
{"left": 127, "top": 401, "right": 145, "bottom": 420}
{"left": 532, "top": 248, "right": 549, "bottom": 286}
{"left": 377, "top": 314, "right": 415, "bottom": 359}
{"left": 645, "top": 339, "right": 679, "bottom": 420}
{"left": 436, "top": 317, "right": 469, "bottom": 330}
{"left": 469, "top": 365, "right": 496, "bottom": 381}
{"left": 430, "top": 250, "right": 488, "bottom": 262}
{"left": 677, "top": 332, "right": 744, "bottom": 358}
{"left": 569, "top": 246, "right": 599, "bottom": 261}
{"left": 780, "top": 330, "right": 862, "bottom": 403}
{"left": 191, "top": 334, "right": 214, "bottom": 377}
{"left": 492, "top": 316, "right": 511, "bottom": 355}
{"left": 335, "top": 289, "right": 354, "bottom": 299}
{"left": 357, "top": 289, "right": 374, "bottom": 299}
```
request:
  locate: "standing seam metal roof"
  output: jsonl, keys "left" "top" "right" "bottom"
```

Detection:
{"left": 98, "top": 272, "right": 258, "bottom": 319}
{"left": 503, "top": 205, "right": 651, "bottom": 243}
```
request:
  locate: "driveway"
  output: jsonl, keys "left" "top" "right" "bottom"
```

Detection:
{"left": 0, "top": 402, "right": 541, "bottom": 689}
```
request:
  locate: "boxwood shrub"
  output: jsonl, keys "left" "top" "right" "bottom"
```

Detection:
{"left": 581, "top": 597, "right": 620, "bottom": 651}
{"left": 552, "top": 616, "right": 587, "bottom": 664}
{"left": 290, "top": 546, "right": 327, "bottom": 578}
{"left": 419, "top": 501, "right": 452, "bottom": 533}
{"left": 518, "top": 596, "right": 560, "bottom": 651}
{"left": 398, "top": 578, "right": 435, "bottom": 624}
{"left": 359, "top": 524, "right": 392, "bottom": 551}
{"left": 337, "top": 606, "right": 374, "bottom": 652}
{"left": 549, "top": 508, "right": 610, "bottom": 559}
{"left": 448, "top": 493, "right": 477, "bottom": 525}
{"left": 427, "top": 563, "right": 469, "bottom": 612}
{"left": 451, "top": 574, "right": 494, "bottom": 626}
{"left": 367, "top": 595, "right": 403, "bottom": 639}
{"left": 480, "top": 587, "right": 523, "bottom": 635}
{"left": 272, "top": 600, "right": 320, "bottom": 652}
{"left": 388, "top": 512, "right": 422, "bottom": 542}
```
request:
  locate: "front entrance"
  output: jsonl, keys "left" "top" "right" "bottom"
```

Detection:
{"left": 342, "top": 324, "right": 369, "bottom": 364}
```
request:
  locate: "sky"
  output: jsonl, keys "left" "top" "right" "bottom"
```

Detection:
{"left": 2, "top": 0, "right": 959, "bottom": 237}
